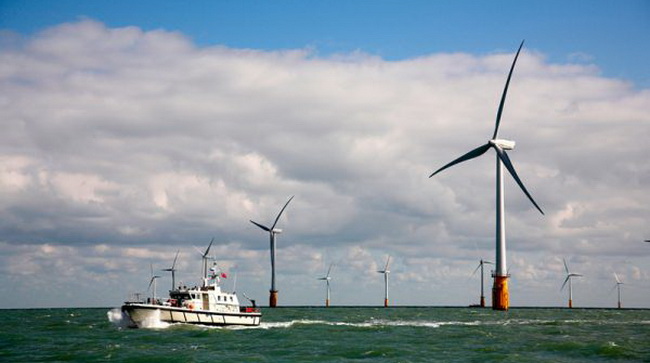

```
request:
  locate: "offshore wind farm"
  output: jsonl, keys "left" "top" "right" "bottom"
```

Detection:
{"left": 1, "top": 1, "right": 649, "bottom": 361}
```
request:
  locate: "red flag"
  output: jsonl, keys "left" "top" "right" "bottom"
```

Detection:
{"left": 220, "top": 272, "right": 228, "bottom": 278}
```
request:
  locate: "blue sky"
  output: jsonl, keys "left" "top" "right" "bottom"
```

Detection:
{"left": 0, "top": 1, "right": 649, "bottom": 309}
{"left": 2, "top": 0, "right": 649, "bottom": 85}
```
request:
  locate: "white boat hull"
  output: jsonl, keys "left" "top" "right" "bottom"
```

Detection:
{"left": 122, "top": 303, "right": 261, "bottom": 328}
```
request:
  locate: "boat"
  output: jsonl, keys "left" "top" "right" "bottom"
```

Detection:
{"left": 121, "top": 243, "right": 261, "bottom": 328}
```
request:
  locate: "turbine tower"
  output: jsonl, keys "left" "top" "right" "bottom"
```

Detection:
{"left": 148, "top": 263, "right": 161, "bottom": 303}
{"left": 250, "top": 195, "right": 294, "bottom": 308}
{"left": 429, "top": 41, "right": 544, "bottom": 311}
{"left": 472, "top": 259, "right": 493, "bottom": 307}
{"left": 377, "top": 256, "right": 391, "bottom": 307}
{"left": 613, "top": 273, "right": 624, "bottom": 309}
{"left": 561, "top": 258, "right": 582, "bottom": 308}
{"left": 318, "top": 263, "right": 334, "bottom": 307}
{"left": 162, "top": 250, "right": 180, "bottom": 291}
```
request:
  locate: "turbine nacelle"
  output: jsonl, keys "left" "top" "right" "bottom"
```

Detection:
{"left": 490, "top": 139, "right": 516, "bottom": 150}
{"left": 272, "top": 228, "right": 283, "bottom": 234}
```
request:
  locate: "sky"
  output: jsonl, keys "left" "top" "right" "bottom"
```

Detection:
{"left": 0, "top": 1, "right": 649, "bottom": 309}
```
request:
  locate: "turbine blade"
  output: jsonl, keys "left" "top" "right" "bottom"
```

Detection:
{"left": 484, "top": 260, "right": 494, "bottom": 265}
{"left": 148, "top": 277, "right": 155, "bottom": 290}
{"left": 271, "top": 195, "right": 295, "bottom": 230}
{"left": 563, "top": 258, "right": 569, "bottom": 274}
{"left": 614, "top": 273, "right": 621, "bottom": 284}
{"left": 472, "top": 263, "right": 481, "bottom": 276}
{"left": 492, "top": 40, "right": 525, "bottom": 139}
{"left": 250, "top": 220, "right": 271, "bottom": 232}
{"left": 204, "top": 237, "right": 215, "bottom": 257}
{"left": 495, "top": 148, "right": 544, "bottom": 215}
{"left": 171, "top": 249, "right": 180, "bottom": 269}
{"left": 385, "top": 255, "right": 391, "bottom": 271}
{"left": 429, "top": 143, "right": 491, "bottom": 178}
{"left": 561, "top": 276, "right": 570, "bottom": 291}
{"left": 326, "top": 263, "right": 334, "bottom": 278}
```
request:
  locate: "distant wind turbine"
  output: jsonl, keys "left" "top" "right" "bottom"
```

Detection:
{"left": 318, "top": 263, "right": 334, "bottom": 307}
{"left": 162, "top": 250, "right": 180, "bottom": 291}
{"left": 613, "top": 273, "right": 624, "bottom": 309}
{"left": 377, "top": 256, "right": 391, "bottom": 307}
{"left": 250, "top": 195, "right": 294, "bottom": 308}
{"left": 148, "top": 263, "right": 161, "bottom": 303}
{"left": 472, "top": 259, "right": 493, "bottom": 308}
{"left": 561, "top": 258, "right": 582, "bottom": 308}
{"left": 197, "top": 238, "right": 215, "bottom": 286}
{"left": 429, "top": 41, "right": 544, "bottom": 311}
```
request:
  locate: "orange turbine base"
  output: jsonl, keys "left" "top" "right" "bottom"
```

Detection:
{"left": 269, "top": 290, "right": 278, "bottom": 308}
{"left": 492, "top": 275, "right": 509, "bottom": 311}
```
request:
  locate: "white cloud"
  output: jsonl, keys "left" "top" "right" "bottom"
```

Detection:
{"left": 0, "top": 20, "right": 649, "bottom": 308}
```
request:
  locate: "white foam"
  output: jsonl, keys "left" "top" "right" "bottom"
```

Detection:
{"left": 107, "top": 308, "right": 131, "bottom": 329}
{"left": 138, "top": 309, "right": 171, "bottom": 329}
{"left": 232, "top": 319, "right": 485, "bottom": 330}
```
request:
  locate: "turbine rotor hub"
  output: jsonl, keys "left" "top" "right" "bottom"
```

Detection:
{"left": 490, "top": 139, "right": 516, "bottom": 150}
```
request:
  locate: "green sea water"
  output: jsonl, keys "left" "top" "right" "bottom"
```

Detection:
{"left": 0, "top": 307, "right": 648, "bottom": 362}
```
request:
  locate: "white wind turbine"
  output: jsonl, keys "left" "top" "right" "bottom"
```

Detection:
{"left": 317, "top": 263, "right": 334, "bottom": 307}
{"left": 197, "top": 238, "right": 215, "bottom": 287}
{"left": 561, "top": 258, "right": 582, "bottom": 308}
{"left": 377, "top": 256, "right": 391, "bottom": 307}
{"left": 429, "top": 41, "right": 544, "bottom": 310}
{"left": 148, "top": 263, "right": 161, "bottom": 303}
{"left": 472, "top": 259, "right": 493, "bottom": 308}
{"left": 250, "top": 195, "right": 294, "bottom": 308}
{"left": 162, "top": 250, "right": 180, "bottom": 291}
{"left": 613, "top": 273, "right": 624, "bottom": 309}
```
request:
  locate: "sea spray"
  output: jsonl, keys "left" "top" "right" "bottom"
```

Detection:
{"left": 106, "top": 308, "right": 130, "bottom": 329}
{"left": 138, "top": 309, "right": 170, "bottom": 329}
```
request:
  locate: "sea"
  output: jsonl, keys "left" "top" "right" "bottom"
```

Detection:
{"left": 0, "top": 307, "right": 648, "bottom": 362}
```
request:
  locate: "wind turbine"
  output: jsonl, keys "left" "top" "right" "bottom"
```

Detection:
{"left": 162, "top": 250, "right": 180, "bottom": 291}
{"left": 148, "top": 263, "right": 161, "bottom": 303}
{"left": 428, "top": 41, "right": 544, "bottom": 311}
{"left": 197, "top": 238, "right": 215, "bottom": 286}
{"left": 472, "top": 259, "right": 493, "bottom": 308}
{"left": 613, "top": 273, "right": 624, "bottom": 309}
{"left": 561, "top": 258, "right": 582, "bottom": 308}
{"left": 250, "top": 195, "right": 294, "bottom": 308}
{"left": 377, "top": 256, "right": 391, "bottom": 307}
{"left": 318, "top": 263, "right": 334, "bottom": 307}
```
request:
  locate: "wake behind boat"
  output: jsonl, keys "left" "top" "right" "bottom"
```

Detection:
{"left": 121, "top": 240, "right": 261, "bottom": 328}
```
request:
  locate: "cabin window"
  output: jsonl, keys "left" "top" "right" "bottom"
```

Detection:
{"left": 218, "top": 296, "right": 221, "bottom": 301}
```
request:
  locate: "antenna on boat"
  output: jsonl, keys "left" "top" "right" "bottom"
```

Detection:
{"left": 243, "top": 293, "right": 257, "bottom": 308}
{"left": 162, "top": 250, "right": 180, "bottom": 291}
{"left": 250, "top": 195, "right": 294, "bottom": 308}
